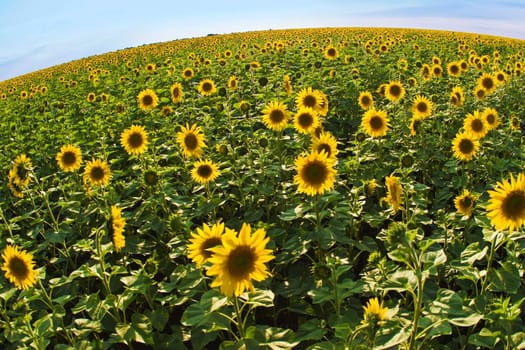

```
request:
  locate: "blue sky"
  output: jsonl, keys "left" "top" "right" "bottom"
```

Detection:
{"left": 1, "top": 0, "right": 524, "bottom": 82}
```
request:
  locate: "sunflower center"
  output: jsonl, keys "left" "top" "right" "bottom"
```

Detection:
{"left": 361, "top": 96, "right": 370, "bottom": 106}
{"left": 476, "top": 89, "right": 485, "bottom": 98}
{"left": 90, "top": 166, "right": 105, "bottom": 181}
{"left": 172, "top": 88, "right": 180, "bottom": 98}
{"left": 327, "top": 48, "right": 336, "bottom": 56}
{"left": 458, "top": 139, "right": 474, "bottom": 154}
{"left": 502, "top": 191, "right": 525, "bottom": 219}
{"left": 302, "top": 161, "right": 328, "bottom": 185}
{"left": 460, "top": 197, "right": 473, "bottom": 209}
{"left": 303, "top": 95, "right": 317, "bottom": 108}
{"left": 62, "top": 151, "right": 77, "bottom": 166}
{"left": 416, "top": 102, "right": 428, "bottom": 113}
{"left": 486, "top": 114, "right": 496, "bottom": 125}
{"left": 370, "top": 116, "right": 384, "bottom": 130}
{"left": 202, "top": 82, "right": 212, "bottom": 92}
{"left": 16, "top": 164, "right": 29, "bottom": 180}
{"left": 317, "top": 144, "right": 332, "bottom": 157}
{"left": 270, "top": 109, "right": 285, "bottom": 123}
{"left": 482, "top": 78, "right": 494, "bottom": 90}
{"left": 184, "top": 70, "right": 192, "bottom": 77}
{"left": 128, "top": 132, "right": 144, "bottom": 149}
{"left": 197, "top": 164, "right": 213, "bottom": 178}
{"left": 184, "top": 133, "right": 198, "bottom": 150}
{"left": 389, "top": 85, "right": 401, "bottom": 97}
{"left": 142, "top": 95, "right": 153, "bottom": 106}
{"left": 298, "top": 112, "right": 314, "bottom": 128}
{"left": 471, "top": 119, "right": 484, "bottom": 132}
{"left": 227, "top": 246, "right": 255, "bottom": 278}
{"left": 8, "top": 257, "right": 29, "bottom": 279}
{"left": 450, "top": 65, "right": 459, "bottom": 74}
{"left": 200, "top": 237, "right": 222, "bottom": 259}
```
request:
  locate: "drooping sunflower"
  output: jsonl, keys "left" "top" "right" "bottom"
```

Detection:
{"left": 84, "top": 159, "right": 111, "bottom": 186}
{"left": 262, "top": 101, "right": 290, "bottom": 131}
{"left": 463, "top": 110, "right": 489, "bottom": 139}
{"left": 451, "top": 132, "right": 480, "bottom": 161}
{"left": 227, "top": 75, "right": 238, "bottom": 91}
{"left": 111, "top": 205, "right": 126, "bottom": 253}
{"left": 311, "top": 131, "right": 338, "bottom": 159}
{"left": 198, "top": 78, "right": 217, "bottom": 96}
{"left": 295, "top": 87, "right": 322, "bottom": 112}
{"left": 191, "top": 159, "right": 220, "bottom": 184}
{"left": 384, "top": 174, "right": 402, "bottom": 212}
{"left": 176, "top": 123, "right": 207, "bottom": 158}
{"left": 411, "top": 95, "right": 433, "bottom": 119}
{"left": 11, "top": 154, "right": 32, "bottom": 187}
{"left": 206, "top": 223, "right": 274, "bottom": 297}
{"left": 482, "top": 107, "right": 500, "bottom": 130}
{"left": 187, "top": 222, "right": 226, "bottom": 267}
{"left": 486, "top": 173, "right": 525, "bottom": 231}
{"left": 1, "top": 245, "right": 37, "bottom": 290}
{"left": 293, "top": 107, "right": 320, "bottom": 135}
{"left": 120, "top": 125, "right": 149, "bottom": 155}
{"left": 56, "top": 145, "right": 82, "bottom": 172}
{"left": 362, "top": 297, "right": 388, "bottom": 327}
{"left": 324, "top": 45, "right": 339, "bottom": 60}
{"left": 384, "top": 81, "right": 405, "bottom": 102}
{"left": 283, "top": 74, "right": 293, "bottom": 96}
{"left": 361, "top": 108, "right": 389, "bottom": 138}
{"left": 8, "top": 169, "right": 25, "bottom": 198}
{"left": 137, "top": 88, "right": 159, "bottom": 112}
{"left": 454, "top": 190, "right": 476, "bottom": 217}
{"left": 294, "top": 151, "right": 336, "bottom": 196}
{"left": 170, "top": 83, "right": 184, "bottom": 103}
{"left": 358, "top": 91, "right": 374, "bottom": 110}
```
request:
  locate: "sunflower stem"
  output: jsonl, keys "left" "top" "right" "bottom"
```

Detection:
{"left": 0, "top": 206, "right": 14, "bottom": 239}
{"left": 233, "top": 295, "right": 246, "bottom": 339}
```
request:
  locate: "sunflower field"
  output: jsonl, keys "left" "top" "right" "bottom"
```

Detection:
{"left": 1, "top": 27, "right": 525, "bottom": 349}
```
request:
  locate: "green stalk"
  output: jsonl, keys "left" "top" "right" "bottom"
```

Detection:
{"left": 233, "top": 296, "right": 245, "bottom": 339}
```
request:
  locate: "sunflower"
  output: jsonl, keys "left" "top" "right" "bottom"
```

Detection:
{"left": 198, "top": 78, "right": 217, "bottom": 96}
{"left": 206, "top": 223, "right": 274, "bottom": 297}
{"left": 474, "top": 86, "right": 486, "bottom": 100}
{"left": 111, "top": 205, "right": 126, "bottom": 253}
{"left": 311, "top": 131, "right": 338, "bottom": 159}
{"left": 362, "top": 297, "right": 388, "bottom": 327}
{"left": 293, "top": 107, "right": 320, "bottom": 134}
{"left": 294, "top": 151, "right": 336, "bottom": 196}
{"left": 170, "top": 83, "right": 184, "bottom": 103}
{"left": 182, "top": 67, "right": 194, "bottom": 80}
{"left": 228, "top": 75, "right": 238, "bottom": 90}
{"left": 384, "top": 174, "right": 402, "bottom": 212}
{"left": 361, "top": 108, "right": 389, "bottom": 138}
{"left": 56, "top": 145, "right": 82, "bottom": 172}
{"left": 486, "top": 173, "right": 525, "bottom": 231}
{"left": 384, "top": 81, "right": 405, "bottom": 102}
{"left": 411, "top": 95, "right": 433, "bottom": 119}
{"left": 295, "top": 87, "right": 322, "bottom": 112}
{"left": 191, "top": 159, "right": 220, "bottom": 184}
{"left": 316, "top": 89, "right": 329, "bottom": 116}
{"left": 450, "top": 86, "right": 465, "bottom": 107}
{"left": 84, "top": 159, "right": 111, "bottom": 186}
{"left": 176, "top": 123, "right": 207, "bottom": 158}
{"left": 86, "top": 92, "right": 96, "bottom": 103}
{"left": 409, "top": 117, "right": 423, "bottom": 136}
{"left": 463, "top": 110, "right": 488, "bottom": 139}
{"left": 11, "top": 154, "right": 32, "bottom": 187}
{"left": 477, "top": 73, "right": 496, "bottom": 94}
{"left": 324, "top": 45, "right": 339, "bottom": 60}
{"left": 1, "top": 245, "right": 37, "bottom": 290}
{"left": 262, "top": 101, "right": 290, "bottom": 131}
{"left": 454, "top": 190, "right": 476, "bottom": 217}
{"left": 120, "top": 125, "right": 149, "bottom": 155}
{"left": 510, "top": 116, "right": 520, "bottom": 131}
{"left": 447, "top": 61, "right": 461, "bottom": 77}
{"left": 482, "top": 108, "right": 500, "bottom": 130}
{"left": 358, "top": 91, "right": 374, "bottom": 110}
{"left": 494, "top": 70, "right": 507, "bottom": 85}
{"left": 8, "top": 170, "right": 25, "bottom": 198}
{"left": 283, "top": 74, "right": 293, "bottom": 96}
{"left": 137, "top": 88, "right": 159, "bottom": 112}
{"left": 432, "top": 64, "right": 443, "bottom": 78}
{"left": 451, "top": 132, "right": 480, "bottom": 161}
{"left": 187, "top": 222, "right": 226, "bottom": 267}
{"left": 161, "top": 105, "right": 173, "bottom": 116}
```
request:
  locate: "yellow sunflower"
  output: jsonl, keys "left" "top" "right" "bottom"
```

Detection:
{"left": 2, "top": 245, "right": 37, "bottom": 290}
{"left": 451, "top": 132, "right": 480, "bottom": 161}
{"left": 56, "top": 145, "right": 82, "bottom": 172}
{"left": 228, "top": 75, "right": 239, "bottom": 91}
{"left": 170, "top": 83, "right": 184, "bottom": 103}
{"left": 463, "top": 110, "right": 488, "bottom": 139}
{"left": 411, "top": 95, "right": 433, "bottom": 119}
{"left": 447, "top": 61, "right": 461, "bottom": 77}
{"left": 474, "top": 86, "right": 486, "bottom": 100}
{"left": 358, "top": 91, "right": 374, "bottom": 110}
{"left": 362, "top": 297, "right": 388, "bottom": 326}
{"left": 324, "top": 45, "right": 339, "bottom": 60}
{"left": 86, "top": 92, "right": 96, "bottom": 103}
{"left": 262, "top": 101, "right": 290, "bottom": 131}
{"left": 8, "top": 169, "right": 25, "bottom": 198}
{"left": 361, "top": 108, "right": 389, "bottom": 138}
{"left": 187, "top": 222, "right": 226, "bottom": 267}
{"left": 486, "top": 173, "right": 525, "bottom": 231}
{"left": 176, "top": 123, "right": 207, "bottom": 158}
{"left": 293, "top": 107, "right": 320, "bottom": 135}
{"left": 283, "top": 74, "right": 293, "bottom": 96}
{"left": 111, "top": 205, "right": 126, "bottom": 253}
{"left": 206, "top": 223, "right": 274, "bottom": 297}
{"left": 11, "top": 154, "right": 32, "bottom": 187}
{"left": 84, "top": 159, "right": 111, "bottom": 186}
{"left": 120, "top": 125, "right": 149, "bottom": 155}
{"left": 454, "top": 190, "right": 476, "bottom": 217}
{"left": 294, "top": 151, "right": 337, "bottom": 196}
{"left": 311, "top": 131, "right": 338, "bottom": 159}
{"left": 482, "top": 108, "right": 500, "bottom": 130}
{"left": 198, "top": 78, "right": 217, "bottom": 96}
{"left": 182, "top": 67, "right": 194, "bottom": 80}
{"left": 191, "top": 159, "right": 220, "bottom": 184}
{"left": 384, "top": 174, "right": 402, "bottom": 212}
{"left": 384, "top": 81, "right": 405, "bottom": 103}
{"left": 409, "top": 117, "right": 423, "bottom": 136}
{"left": 137, "top": 88, "right": 159, "bottom": 112}
{"left": 295, "top": 87, "right": 323, "bottom": 112}
{"left": 477, "top": 73, "right": 497, "bottom": 94}
{"left": 450, "top": 86, "right": 465, "bottom": 107}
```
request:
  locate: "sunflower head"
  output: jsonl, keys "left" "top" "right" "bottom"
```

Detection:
{"left": 478, "top": 73, "right": 496, "bottom": 93}
{"left": 486, "top": 173, "right": 525, "bottom": 231}
{"left": 182, "top": 68, "right": 194, "bottom": 80}
{"left": 312, "top": 131, "right": 338, "bottom": 159}
{"left": 361, "top": 108, "right": 389, "bottom": 138}
{"left": 176, "top": 123, "right": 207, "bottom": 158}
{"left": 262, "top": 101, "right": 290, "bottom": 132}
{"left": 384, "top": 174, "right": 402, "bottom": 212}
{"left": 295, "top": 87, "right": 322, "bottom": 111}
{"left": 451, "top": 132, "right": 480, "bottom": 161}
{"left": 143, "top": 169, "right": 160, "bottom": 187}
{"left": 482, "top": 108, "right": 500, "bottom": 130}
{"left": 384, "top": 81, "right": 405, "bottom": 102}
{"left": 294, "top": 151, "right": 337, "bottom": 196}
{"left": 463, "top": 110, "right": 488, "bottom": 139}
{"left": 187, "top": 222, "right": 226, "bottom": 267}
{"left": 137, "top": 88, "right": 159, "bottom": 112}
{"left": 1, "top": 245, "right": 37, "bottom": 290}
{"left": 84, "top": 158, "right": 111, "bottom": 186}
{"left": 454, "top": 190, "right": 476, "bottom": 217}
{"left": 362, "top": 297, "right": 388, "bottom": 327}
{"left": 120, "top": 125, "right": 149, "bottom": 155}
{"left": 111, "top": 205, "right": 126, "bottom": 252}
{"left": 56, "top": 145, "right": 82, "bottom": 172}
{"left": 198, "top": 79, "right": 217, "bottom": 96}
{"left": 324, "top": 45, "right": 339, "bottom": 60}
{"left": 358, "top": 91, "right": 374, "bottom": 110}
{"left": 170, "top": 83, "right": 184, "bottom": 103}
{"left": 191, "top": 159, "right": 220, "bottom": 185}
{"left": 294, "top": 107, "right": 320, "bottom": 135}
{"left": 228, "top": 75, "right": 238, "bottom": 90}
{"left": 411, "top": 95, "right": 433, "bottom": 119}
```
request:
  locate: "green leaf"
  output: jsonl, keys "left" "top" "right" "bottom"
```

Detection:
{"left": 381, "top": 270, "right": 417, "bottom": 293}
{"left": 337, "top": 278, "right": 364, "bottom": 299}
{"left": 309, "top": 286, "right": 333, "bottom": 304}
{"left": 148, "top": 308, "right": 169, "bottom": 331}
{"left": 460, "top": 242, "right": 488, "bottom": 265}
{"left": 115, "top": 313, "right": 154, "bottom": 345}
{"left": 241, "top": 289, "right": 274, "bottom": 308}
{"left": 295, "top": 318, "right": 326, "bottom": 342}
{"left": 488, "top": 261, "right": 521, "bottom": 293}
{"left": 468, "top": 328, "right": 500, "bottom": 348}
